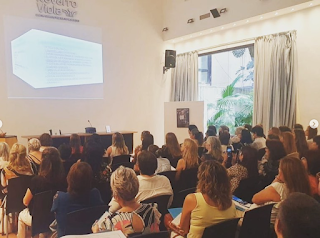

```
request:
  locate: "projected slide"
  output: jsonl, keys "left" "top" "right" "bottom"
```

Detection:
{"left": 11, "top": 29, "right": 103, "bottom": 89}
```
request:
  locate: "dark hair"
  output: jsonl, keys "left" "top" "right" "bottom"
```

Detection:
{"left": 84, "top": 141, "right": 104, "bottom": 176}
{"left": 147, "top": 144, "right": 159, "bottom": 157}
{"left": 219, "top": 131, "right": 230, "bottom": 146}
{"left": 141, "top": 131, "right": 150, "bottom": 140}
{"left": 207, "top": 126, "right": 217, "bottom": 135}
{"left": 205, "top": 129, "right": 215, "bottom": 138}
{"left": 307, "top": 126, "right": 318, "bottom": 140}
{"left": 267, "top": 134, "right": 280, "bottom": 140}
{"left": 294, "top": 129, "right": 308, "bottom": 158}
{"left": 188, "top": 125, "right": 198, "bottom": 132}
{"left": 219, "top": 125, "right": 229, "bottom": 135}
{"left": 294, "top": 124, "right": 304, "bottom": 130}
{"left": 277, "top": 192, "right": 320, "bottom": 238}
{"left": 141, "top": 134, "right": 154, "bottom": 151}
{"left": 39, "top": 133, "right": 53, "bottom": 147}
{"left": 266, "top": 139, "right": 287, "bottom": 162}
{"left": 241, "top": 129, "right": 253, "bottom": 144}
{"left": 240, "top": 146, "right": 259, "bottom": 178}
{"left": 40, "top": 147, "right": 64, "bottom": 184}
{"left": 67, "top": 162, "right": 93, "bottom": 200}
{"left": 302, "top": 150, "right": 320, "bottom": 176}
{"left": 70, "top": 134, "right": 82, "bottom": 154}
{"left": 252, "top": 125, "right": 264, "bottom": 137}
{"left": 88, "top": 134, "right": 102, "bottom": 145}
{"left": 58, "top": 143, "right": 72, "bottom": 161}
{"left": 191, "top": 129, "right": 203, "bottom": 146}
{"left": 137, "top": 151, "right": 157, "bottom": 176}
{"left": 279, "top": 126, "right": 291, "bottom": 133}
{"left": 313, "top": 135, "right": 320, "bottom": 148}
{"left": 244, "top": 124, "right": 252, "bottom": 132}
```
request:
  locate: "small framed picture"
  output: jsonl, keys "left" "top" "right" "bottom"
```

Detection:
{"left": 106, "top": 125, "right": 111, "bottom": 133}
{"left": 177, "top": 108, "right": 190, "bottom": 128}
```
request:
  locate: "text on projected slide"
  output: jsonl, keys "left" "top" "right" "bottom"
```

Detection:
{"left": 11, "top": 29, "right": 103, "bottom": 89}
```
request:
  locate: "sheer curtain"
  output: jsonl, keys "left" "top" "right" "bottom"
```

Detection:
{"left": 170, "top": 51, "right": 198, "bottom": 101}
{"left": 253, "top": 31, "right": 297, "bottom": 131}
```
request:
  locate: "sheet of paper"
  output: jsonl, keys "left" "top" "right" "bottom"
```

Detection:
{"left": 62, "top": 230, "right": 126, "bottom": 238}
{"left": 171, "top": 212, "right": 181, "bottom": 226}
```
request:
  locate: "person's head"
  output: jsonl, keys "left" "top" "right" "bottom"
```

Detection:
{"left": 190, "top": 128, "right": 199, "bottom": 140}
{"left": 84, "top": 141, "right": 104, "bottom": 175}
{"left": 9, "top": 143, "right": 31, "bottom": 172}
{"left": 39, "top": 133, "right": 53, "bottom": 147}
{"left": 112, "top": 132, "right": 127, "bottom": 153}
{"left": 165, "top": 132, "right": 181, "bottom": 158}
{"left": 40, "top": 147, "right": 64, "bottom": 182}
{"left": 70, "top": 134, "right": 82, "bottom": 153}
{"left": 279, "top": 126, "right": 292, "bottom": 133}
{"left": 311, "top": 135, "right": 320, "bottom": 150}
{"left": 141, "top": 134, "right": 154, "bottom": 151}
{"left": 147, "top": 144, "right": 159, "bottom": 157}
{"left": 137, "top": 151, "right": 157, "bottom": 176}
{"left": 294, "top": 124, "right": 303, "bottom": 130}
{"left": 301, "top": 150, "right": 320, "bottom": 177}
{"left": 140, "top": 131, "right": 150, "bottom": 141}
{"left": 110, "top": 166, "right": 139, "bottom": 204}
{"left": 219, "top": 125, "right": 229, "bottom": 135}
{"left": 251, "top": 125, "right": 264, "bottom": 138}
{"left": 235, "top": 127, "right": 244, "bottom": 137}
{"left": 239, "top": 146, "right": 258, "bottom": 178}
{"left": 193, "top": 130, "right": 204, "bottom": 146}
{"left": 275, "top": 192, "right": 320, "bottom": 238}
{"left": 58, "top": 143, "right": 72, "bottom": 161}
{"left": 294, "top": 129, "right": 308, "bottom": 157}
{"left": 205, "top": 136, "right": 222, "bottom": 159}
{"left": 244, "top": 124, "right": 252, "bottom": 132}
{"left": 0, "top": 142, "right": 10, "bottom": 161}
{"left": 305, "top": 126, "right": 318, "bottom": 140}
{"left": 67, "top": 162, "right": 93, "bottom": 199}
{"left": 279, "top": 156, "right": 311, "bottom": 196}
{"left": 267, "top": 134, "right": 280, "bottom": 140}
{"left": 205, "top": 129, "right": 215, "bottom": 140}
{"left": 241, "top": 129, "right": 253, "bottom": 144}
{"left": 188, "top": 125, "right": 198, "bottom": 133}
{"left": 182, "top": 138, "right": 199, "bottom": 168}
{"left": 281, "top": 132, "right": 297, "bottom": 154}
{"left": 266, "top": 139, "right": 287, "bottom": 162}
{"left": 28, "top": 138, "right": 41, "bottom": 152}
{"left": 219, "top": 131, "right": 230, "bottom": 146}
{"left": 268, "top": 127, "right": 281, "bottom": 136}
{"left": 207, "top": 126, "right": 217, "bottom": 136}
{"left": 88, "top": 133, "right": 102, "bottom": 144}
{"left": 197, "top": 160, "right": 232, "bottom": 210}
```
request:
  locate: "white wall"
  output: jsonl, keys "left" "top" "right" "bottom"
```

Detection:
{"left": 164, "top": 101, "right": 204, "bottom": 144}
{"left": 0, "top": 0, "right": 171, "bottom": 147}
{"left": 162, "top": 0, "right": 310, "bottom": 40}
{"left": 172, "top": 5, "right": 320, "bottom": 129}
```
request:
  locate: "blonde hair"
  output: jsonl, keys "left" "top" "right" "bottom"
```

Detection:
{"left": 8, "top": 143, "right": 32, "bottom": 173}
{"left": 182, "top": 138, "right": 199, "bottom": 169}
{"left": 0, "top": 142, "right": 10, "bottom": 161}
{"left": 28, "top": 138, "right": 41, "bottom": 152}
{"left": 112, "top": 132, "right": 129, "bottom": 155}
{"left": 111, "top": 166, "right": 139, "bottom": 201}
{"left": 206, "top": 136, "right": 222, "bottom": 160}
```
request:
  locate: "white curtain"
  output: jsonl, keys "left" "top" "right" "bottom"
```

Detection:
{"left": 253, "top": 31, "right": 297, "bottom": 131}
{"left": 170, "top": 51, "right": 198, "bottom": 101}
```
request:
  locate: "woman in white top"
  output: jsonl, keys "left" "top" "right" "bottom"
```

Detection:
{"left": 106, "top": 132, "right": 129, "bottom": 159}
{"left": 252, "top": 155, "right": 311, "bottom": 223}
{"left": 0, "top": 142, "right": 9, "bottom": 169}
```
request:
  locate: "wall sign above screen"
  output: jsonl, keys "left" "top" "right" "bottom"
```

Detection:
{"left": 4, "top": 15, "right": 104, "bottom": 99}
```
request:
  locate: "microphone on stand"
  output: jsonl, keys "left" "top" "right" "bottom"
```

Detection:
{"left": 85, "top": 120, "right": 96, "bottom": 133}
{"left": 49, "top": 129, "right": 52, "bottom": 135}
{"left": 88, "top": 120, "right": 93, "bottom": 127}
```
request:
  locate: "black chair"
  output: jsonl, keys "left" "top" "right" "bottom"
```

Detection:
{"left": 3, "top": 175, "right": 33, "bottom": 237}
{"left": 171, "top": 187, "right": 196, "bottom": 208}
{"left": 64, "top": 205, "right": 109, "bottom": 236}
{"left": 238, "top": 203, "right": 275, "bottom": 238}
{"left": 31, "top": 190, "right": 55, "bottom": 237}
{"left": 129, "top": 231, "right": 170, "bottom": 238}
{"left": 141, "top": 195, "right": 171, "bottom": 231}
{"left": 158, "top": 171, "right": 176, "bottom": 189}
{"left": 112, "top": 154, "right": 131, "bottom": 164}
{"left": 176, "top": 167, "right": 198, "bottom": 192}
{"left": 233, "top": 176, "right": 260, "bottom": 203}
{"left": 202, "top": 217, "right": 241, "bottom": 238}
{"left": 112, "top": 161, "right": 134, "bottom": 171}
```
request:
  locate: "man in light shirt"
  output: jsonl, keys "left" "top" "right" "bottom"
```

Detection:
{"left": 251, "top": 125, "right": 266, "bottom": 150}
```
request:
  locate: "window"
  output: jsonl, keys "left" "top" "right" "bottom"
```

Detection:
{"left": 198, "top": 44, "right": 254, "bottom": 134}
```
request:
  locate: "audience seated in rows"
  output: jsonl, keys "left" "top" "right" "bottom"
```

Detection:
{"left": 93, "top": 166, "right": 161, "bottom": 236}
{"left": 109, "top": 151, "right": 173, "bottom": 212}
{"left": 52, "top": 162, "right": 104, "bottom": 237}
{"left": 253, "top": 156, "right": 311, "bottom": 223}
{"left": 105, "top": 132, "right": 129, "bottom": 160}
{"left": 170, "top": 160, "right": 236, "bottom": 238}
{"left": 175, "top": 139, "right": 199, "bottom": 181}
{"left": 0, "top": 142, "right": 9, "bottom": 169}
{"left": 147, "top": 145, "right": 171, "bottom": 174}
{"left": 17, "top": 147, "right": 66, "bottom": 238}
{"left": 275, "top": 192, "right": 320, "bottom": 238}
{"left": 27, "top": 138, "right": 42, "bottom": 174}
{"left": 157, "top": 132, "right": 182, "bottom": 168}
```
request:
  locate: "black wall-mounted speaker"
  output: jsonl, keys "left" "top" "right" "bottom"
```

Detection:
{"left": 210, "top": 8, "right": 220, "bottom": 18}
{"left": 165, "top": 50, "right": 176, "bottom": 68}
